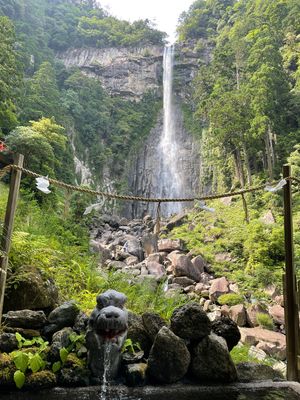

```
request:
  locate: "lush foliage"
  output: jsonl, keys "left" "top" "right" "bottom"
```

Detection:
{"left": 177, "top": 0, "right": 300, "bottom": 191}
{"left": 169, "top": 191, "right": 286, "bottom": 298}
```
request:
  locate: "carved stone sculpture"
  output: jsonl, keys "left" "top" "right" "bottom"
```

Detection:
{"left": 86, "top": 289, "right": 128, "bottom": 381}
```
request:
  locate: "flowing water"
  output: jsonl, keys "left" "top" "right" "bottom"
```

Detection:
{"left": 158, "top": 45, "right": 184, "bottom": 217}
{"left": 99, "top": 342, "right": 112, "bottom": 400}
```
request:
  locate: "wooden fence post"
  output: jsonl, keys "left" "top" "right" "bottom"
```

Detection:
{"left": 283, "top": 164, "right": 300, "bottom": 381}
{"left": 0, "top": 153, "right": 24, "bottom": 321}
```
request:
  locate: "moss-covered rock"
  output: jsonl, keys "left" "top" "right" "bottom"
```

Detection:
{"left": 25, "top": 370, "right": 57, "bottom": 389}
{"left": 58, "top": 353, "right": 90, "bottom": 386}
{"left": 0, "top": 353, "right": 16, "bottom": 386}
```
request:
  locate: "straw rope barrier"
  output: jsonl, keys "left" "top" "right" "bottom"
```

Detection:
{"left": 0, "top": 164, "right": 296, "bottom": 203}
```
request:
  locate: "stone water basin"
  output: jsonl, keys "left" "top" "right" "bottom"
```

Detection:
{"left": 1, "top": 382, "right": 300, "bottom": 400}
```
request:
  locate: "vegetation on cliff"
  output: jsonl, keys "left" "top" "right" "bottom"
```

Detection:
{"left": 178, "top": 0, "right": 300, "bottom": 192}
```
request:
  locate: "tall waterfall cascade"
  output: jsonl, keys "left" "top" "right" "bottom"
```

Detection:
{"left": 158, "top": 45, "right": 184, "bottom": 216}
{"left": 127, "top": 45, "right": 201, "bottom": 219}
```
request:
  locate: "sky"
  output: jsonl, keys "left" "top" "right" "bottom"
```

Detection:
{"left": 100, "top": 0, "right": 195, "bottom": 42}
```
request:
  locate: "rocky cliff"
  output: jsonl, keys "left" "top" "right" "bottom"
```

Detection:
{"left": 56, "top": 42, "right": 210, "bottom": 216}
{"left": 57, "top": 46, "right": 163, "bottom": 100}
{"left": 127, "top": 100, "right": 200, "bottom": 218}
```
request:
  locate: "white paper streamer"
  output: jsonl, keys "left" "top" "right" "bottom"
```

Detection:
{"left": 264, "top": 179, "right": 287, "bottom": 193}
{"left": 83, "top": 200, "right": 104, "bottom": 215}
{"left": 35, "top": 176, "right": 51, "bottom": 194}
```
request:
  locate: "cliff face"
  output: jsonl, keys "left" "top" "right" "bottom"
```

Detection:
{"left": 57, "top": 46, "right": 163, "bottom": 100}
{"left": 127, "top": 100, "right": 200, "bottom": 218}
{"left": 56, "top": 42, "right": 210, "bottom": 216}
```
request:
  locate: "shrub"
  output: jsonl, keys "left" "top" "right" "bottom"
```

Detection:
{"left": 256, "top": 313, "right": 274, "bottom": 330}
{"left": 218, "top": 293, "right": 244, "bottom": 306}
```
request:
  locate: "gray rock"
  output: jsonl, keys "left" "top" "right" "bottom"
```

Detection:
{"left": 2, "top": 310, "right": 47, "bottom": 329}
{"left": 49, "top": 327, "right": 73, "bottom": 361}
{"left": 124, "top": 238, "right": 144, "bottom": 261}
{"left": 165, "top": 212, "right": 188, "bottom": 231}
{"left": 170, "top": 303, "right": 211, "bottom": 341}
{"left": 190, "top": 334, "right": 237, "bottom": 383}
{"left": 73, "top": 312, "right": 89, "bottom": 334}
{"left": 127, "top": 312, "right": 152, "bottom": 356}
{"left": 172, "top": 276, "right": 195, "bottom": 287}
{"left": 211, "top": 316, "right": 241, "bottom": 351}
{"left": 236, "top": 362, "right": 283, "bottom": 382}
{"left": 142, "top": 312, "right": 167, "bottom": 341}
{"left": 0, "top": 333, "right": 18, "bottom": 352}
{"left": 147, "top": 326, "right": 190, "bottom": 383}
{"left": 44, "top": 301, "right": 80, "bottom": 336}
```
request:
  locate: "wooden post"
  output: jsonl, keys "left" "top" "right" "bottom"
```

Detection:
{"left": 0, "top": 153, "right": 24, "bottom": 321}
{"left": 283, "top": 164, "right": 300, "bottom": 381}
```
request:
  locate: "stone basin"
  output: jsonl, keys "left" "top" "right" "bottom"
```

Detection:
{"left": 0, "top": 382, "right": 300, "bottom": 400}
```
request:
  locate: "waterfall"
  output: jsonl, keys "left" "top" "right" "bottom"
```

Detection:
{"left": 158, "top": 45, "right": 184, "bottom": 217}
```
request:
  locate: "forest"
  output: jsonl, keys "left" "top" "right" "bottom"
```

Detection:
{"left": 1, "top": 0, "right": 300, "bottom": 387}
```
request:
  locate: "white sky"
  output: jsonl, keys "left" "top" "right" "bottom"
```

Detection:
{"left": 100, "top": 0, "right": 195, "bottom": 42}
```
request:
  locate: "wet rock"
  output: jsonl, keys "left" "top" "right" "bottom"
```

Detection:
{"left": 142, "top": 312, "right": 167, "bottom": 341}
{"left": 3, "top": 327, "right": 41, "bottom": 339}
{"left": 209, "top": 277, "right": 230, "bottom": 301}
{"left": 44, "top": 301, "right": 80, "bottom": 336}
{"left": 170, "top": 303, "right": 211, "bottom": 341}
{"left": 2, "top": 310, "right": 47, "bottom": 329}
{"left": 4, "top": 266, "right": 58, "bottom": 312}
{"left": 147, "top": 326, "right": 190, "bottom": 383}
{"left": 229, "top": 304, "right": 247, "bottom": 327}
{"left": 190, "top": 333, "right": 237, "bottom": 383}
{"left": 49, "top": 327, "right": 73, "bottom": 361}
{"left": 73, "top": 312, "right": 89, "bottom": 334}
{"left": 127, "top": 312, "right": 152, "bottom": 356}
{"left": 236, "top": 362, "right": 283, "bottom": 382}
{"left": 211, "top": 316, "right": 241, "bottom": 351}
{"left": 58, "top": 354, "right": 90, "bottom": 386}
{"left": 0, "top": 333, "right": 18, "bottom": 353}
{"left": 124, "top": 363, "right": 147, "bottom": 386}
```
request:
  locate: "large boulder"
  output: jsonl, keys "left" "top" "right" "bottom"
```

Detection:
{"left": 127, "top": 312, "right": 152, "bottom": 356}
{"left": 147, "top": 326, "right": 190, "bottom": 383}
{"left": 124, "top": 238, "right": 144, "bottom": 261}
{"left": 49, "top": 327, "right": 74, "bottom": 361}
{"left": 0, "top": 333, "right": 18, "bottom": 353}
{"left": 190, "top": 333, "right": 237, "bottom": 383}
{"left": 211, "top": 316, "right": 241, "bottom": 351}
{"left": 170, "top": 303, "right": 211, "bottom": 341}
{"left": 43, "top": 301, "right": 80, "bottom": 336}
{"left": 2, "top": 310, "right": 47, "bottom": 329}
{"left": 229, "top": 304, "right": 247, "bottom": 327}
{"left": 209, "top": 277, "right": 230, "bottom": 301}
{"left": 142, "top": 312, "right": 167, "bottom": 341}
{"left": 246, "top": 304, "right": 267, "bottom": 327}
{"left": 268, "top": 305, "right": 285, "bottom": 325}
{"left": 4, "top": 266, "right": 58, "bottom": 312}
{"left": 167, "top": 253, "right": 202, "bottom": 282}
{"left": 158, "top": 239, "right": 184, "bottom": 252}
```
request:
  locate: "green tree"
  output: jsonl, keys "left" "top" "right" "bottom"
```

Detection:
{"left": 0, "top": 16, "right": 20, "bottom": 133}
{"left": 20, "top": 62, "right": 63, "bottom": 122}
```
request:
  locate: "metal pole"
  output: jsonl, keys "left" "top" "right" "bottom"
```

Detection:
{"left": 283, "top": 164, "right": 299, "bottom": 381}
{"left": 0, "top": 153, "right": 23, "bottom": 321}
